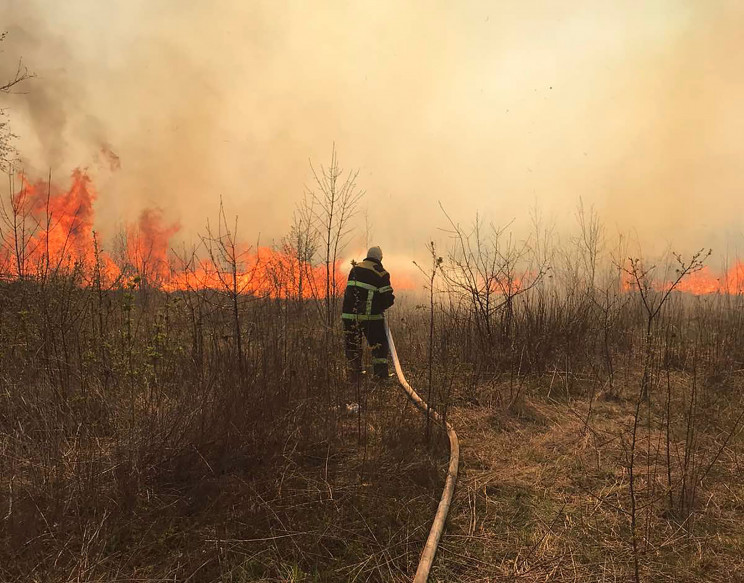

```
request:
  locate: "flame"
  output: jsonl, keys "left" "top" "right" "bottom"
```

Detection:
{"left": 670, "top": 266, "right": 722, "bottom": 295}
{"left": 0, "top": 169, "right": 98, "bottom": 277}
{"left": 390, "top": 271, "right": 418, "bottom": 292}
{"left": 620, "top": 261, "right": 636, "bottom": 292}
{"left": 671, "top": 263, "right": 744, "bottom": 295}
{"left": 126, "top": 208, "right": 180, "bottom": 286}
{"left": 0, "top": 169, "right": 349, "bottom": 298}
{"left": 619, "top": 259, "right": 744, "bottom": 296}
{"left": 167, "top": 244, "right": 346, "bottom": 299}
{"left": 6, "top": 168, "right": 744, "bottom": 299}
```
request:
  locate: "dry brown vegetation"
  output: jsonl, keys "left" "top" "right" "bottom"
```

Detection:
{"left": 1, "top": 192, "right": 743, "bottom": 583}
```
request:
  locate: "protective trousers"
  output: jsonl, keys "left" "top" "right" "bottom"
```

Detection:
{"left": 343, "top": 318, "right": 389, "bottom": 380}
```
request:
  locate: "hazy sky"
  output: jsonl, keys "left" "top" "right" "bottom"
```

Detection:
{"left": 1, "top": 0, "right": 744, "bottom": 272}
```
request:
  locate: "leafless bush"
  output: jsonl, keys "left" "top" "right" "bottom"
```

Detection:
{"left": 2, "top": 169, "right": 744, "bottom": 582}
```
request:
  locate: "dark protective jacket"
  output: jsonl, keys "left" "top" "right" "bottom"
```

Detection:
{"left": 341, "top": 257, "right": 395, "bottom": 321}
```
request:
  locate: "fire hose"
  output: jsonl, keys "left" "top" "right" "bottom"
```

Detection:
{"left": 384, "top": 319, "right": 460, "bottom": 583}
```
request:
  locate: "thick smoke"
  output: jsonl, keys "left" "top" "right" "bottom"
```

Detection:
{"left": 1, "top": 0, "right": 744, "bottom": 269}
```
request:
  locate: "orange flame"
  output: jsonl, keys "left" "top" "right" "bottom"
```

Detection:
{"left": 389, "top": 270, "right": 418, "bottom": 292}
{"left": 126, "top": 208, "right": 180, "bottom": 286}
{"left": 10, "top": 170, "right": 744, "bottom": 300}
{"left": 167, "top": 244, "right": 346, "bottom": 299}
{"left": 670, "top": 263, "right": 744, "bottom": 295}
{"left": 0, "top": 169, "right": 349, "bottom": 298}
{"left": 620, "top": 259, "right": 744, "bottom": 296}
{"left": 0, "top": 169, "right": 98, "bottom": 277}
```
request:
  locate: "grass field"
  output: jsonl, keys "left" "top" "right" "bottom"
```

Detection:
{"left": 1, "top": 198, "right": 744, "bottom": 581}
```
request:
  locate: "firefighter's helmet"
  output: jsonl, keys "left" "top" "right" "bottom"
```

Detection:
{"left": 367, "top": 246, "right": 383, "bottom": 261}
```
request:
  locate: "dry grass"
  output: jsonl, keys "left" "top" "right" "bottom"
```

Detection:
{"left": 0, "top": 349, "right": 449, "bottom": 582}
{"left": 2, "top": 232, "right": 744, "bottom": 582}
{"left": 429, "top": 377, "right": 744, "bottom": 583}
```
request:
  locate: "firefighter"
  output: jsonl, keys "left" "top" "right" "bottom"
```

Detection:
{"left": 341, "top": 246, "right": 395, "bottom": 382}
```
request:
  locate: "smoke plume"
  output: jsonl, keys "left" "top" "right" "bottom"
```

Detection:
{"left": 1, "top": 0, "right": 743, "bottom": 269}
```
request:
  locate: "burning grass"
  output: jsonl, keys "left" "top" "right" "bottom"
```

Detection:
{"left": 0, "top": 169, "right": 355, "bottom": 297}
{"left": 1, "top": 171, "right": 744, "bottom": 581}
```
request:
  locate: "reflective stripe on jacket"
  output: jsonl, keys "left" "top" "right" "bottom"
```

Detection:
{"left": 341, "top": 257, "right": 395, "bottom": 320}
